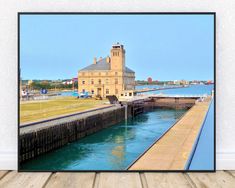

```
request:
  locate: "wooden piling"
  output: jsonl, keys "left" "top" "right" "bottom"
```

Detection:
{"left": 20, "top": 106, "right": 125, "bottom": 163}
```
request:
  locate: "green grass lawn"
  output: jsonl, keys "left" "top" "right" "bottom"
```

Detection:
{"left": 20, "top": 97, "right": 109, "bottom": 124}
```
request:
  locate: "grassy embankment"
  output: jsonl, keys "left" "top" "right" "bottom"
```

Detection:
{"left": 20, "top": 97, "right": 109, "bottom": 124}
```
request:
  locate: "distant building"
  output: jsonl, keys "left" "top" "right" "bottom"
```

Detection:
{"left": 28, "top": 80, "right": 33, "bottom": 85}
{"left": 168, "top": 81, "right": 174, "bottom": 85}
{"left": 78, "top": 43, "right": 135, "bottom": 97}
{"left": 147, "top": 77, "right": 153, "bottom": 84}
{"left": 174, "top": 80, "right": 189, "bottom": 85}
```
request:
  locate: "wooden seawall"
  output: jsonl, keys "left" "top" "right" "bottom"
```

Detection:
{"left": 128, "top": 97, "right": 211, "bottom": 170}
{"left": 20, "top": 106, "right": 125, "bottom": 163}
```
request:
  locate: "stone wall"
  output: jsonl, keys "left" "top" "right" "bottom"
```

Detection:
{"left": 151, "top": 97, "right": 197, "bottom": 109}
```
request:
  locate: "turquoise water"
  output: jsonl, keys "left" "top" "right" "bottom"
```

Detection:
{"left": 21, "top": 109, "right": 186, "bottom": 170}
{"left": 60, "top": 91, "right": 78, "bottom": 97}
{"left": 188, "top": 99, "right": 214, "bottom": 170}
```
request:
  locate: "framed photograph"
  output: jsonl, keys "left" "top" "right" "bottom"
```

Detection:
{"left": 18, "top": 12, "right": 215, "bottom": 172}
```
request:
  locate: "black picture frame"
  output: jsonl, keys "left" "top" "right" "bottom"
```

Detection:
{"left": 18, "top": 12, "right": 216, "bottom": 172}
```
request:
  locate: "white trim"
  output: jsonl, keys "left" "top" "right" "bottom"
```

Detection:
{"left": 0, "top": 151, "right": 17, "bottom": 170}
{"left": 217, "top": 152, "right": 235, "bottom": 170}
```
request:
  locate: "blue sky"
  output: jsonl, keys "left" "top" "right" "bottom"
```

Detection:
{"left": 20, "top": 14, "right": 214, "bottom": 81}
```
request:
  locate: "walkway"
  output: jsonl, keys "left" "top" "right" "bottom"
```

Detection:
{"left": 129, "top": 97, "right": 211, "bottom": 170}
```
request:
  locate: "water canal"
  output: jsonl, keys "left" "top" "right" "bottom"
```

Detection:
{"left": 21, "top": 84, "right": 214, "bottom": 170}
{"left": 21, "top": 108, "right": 186, "bottom": 170}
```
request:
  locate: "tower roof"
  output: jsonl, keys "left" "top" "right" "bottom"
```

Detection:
{"left": 112, "top": 42, "right": 124, "bottom": 49}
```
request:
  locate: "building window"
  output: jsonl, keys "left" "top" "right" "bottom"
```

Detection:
{"left": 115, "top": 89, "right": 118, "bottom": 94}
{"left": 82, "top": 80, "right": 85, "bottom": 84}
{"left": 106, "top": 89, "right": 109, "bottom": 94}
{"left": 113, "top": 51, "right": 120, "bottom": 56}
{"left": 106, "top": 79, "right": 109, "bottom": 84}
{"left": 115, "top": 72, "right": 118, "bottom": 76}
{"left": 91, "top": 79, "right": 94, "bottom": 84}
{"left": 115, "top": 78, "right": 118, "bottom": 84}
{"left": 98, "top": 79, "right": 101, "bottom": 84}
{"left": 129, "top": 93, "right": 132, "bottom": 96}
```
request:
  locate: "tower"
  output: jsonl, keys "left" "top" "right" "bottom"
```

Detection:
{"left": 110, "top": 43, "right": 125, "bottom": 71}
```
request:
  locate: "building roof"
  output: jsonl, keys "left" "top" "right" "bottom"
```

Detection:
{"left": 79, "top": 57, "right": 135, "bottom": 73}
{"left": 125, "top": 67, "right": 135, "bottom": 73}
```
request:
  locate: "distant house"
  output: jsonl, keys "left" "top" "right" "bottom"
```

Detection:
{"left": 147, "top": 77, "right": 153, "bottom": 84}
{"left": 168, "top": 81, "right": 174, "bottom": 85}
{"left": 174, "top": 80, "right": 189, "bottom": 85}
{"left": 78, "top": 43, "right": 135, "bottom": 97}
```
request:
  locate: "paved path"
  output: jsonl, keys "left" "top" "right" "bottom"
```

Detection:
{"left": 129, "top": 97, "right": 211, "bottom": 170}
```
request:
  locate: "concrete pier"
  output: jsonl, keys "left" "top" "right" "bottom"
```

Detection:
{"left": 122, "top": 95, "right": 200, "bottom": 118}
{"left": 134, "top": 85, "right": 188, "bottom": 93}
{"left": 128, "top": 97, "right": 211, "bottom": 170}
